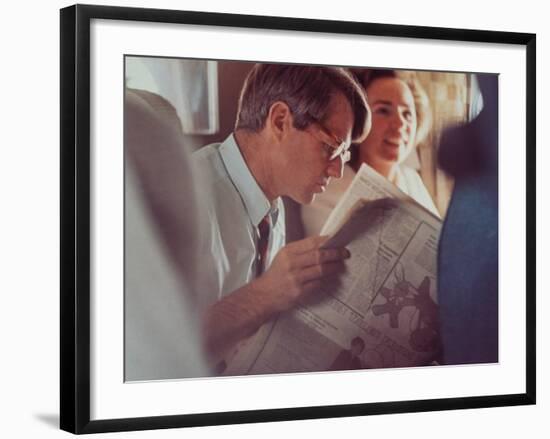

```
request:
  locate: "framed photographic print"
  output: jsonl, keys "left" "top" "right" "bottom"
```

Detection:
{"left": 60, "top": 4, "right": 536, "bottom": 434}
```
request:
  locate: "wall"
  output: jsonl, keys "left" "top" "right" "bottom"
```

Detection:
{"left": 1, "top": 1, "right": 546, "bottom": 438}
{"left": 416, "top": 71, "right": 473, "bottom": 215}
{"left": 199, "top": 60, "right": 254, "bottom": 145}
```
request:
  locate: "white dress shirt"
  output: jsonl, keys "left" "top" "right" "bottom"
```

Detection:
{"left": 193, "top": 134, "right": 286, "bottom": 311}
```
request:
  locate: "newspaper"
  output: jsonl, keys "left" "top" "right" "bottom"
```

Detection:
{"left": 224, "top": 164, "right": 442, "bottom": 376}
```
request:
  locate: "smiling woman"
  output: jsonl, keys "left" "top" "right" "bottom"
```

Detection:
{"left": 300, "top": 68, "right": 439, "bottom": 238}
{"left": 352, "top": 69, "right": 437, "bottom": 214}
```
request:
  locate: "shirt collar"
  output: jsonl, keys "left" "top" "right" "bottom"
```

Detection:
{"left": 219, "top": 134, "right": 277, "bottom": 227}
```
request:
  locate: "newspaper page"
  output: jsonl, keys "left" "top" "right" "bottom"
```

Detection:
{"left": 223, "top": 164, "right": 442, "bottom": 376}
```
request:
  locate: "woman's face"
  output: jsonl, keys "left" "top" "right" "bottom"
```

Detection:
{"left": 360, "top": 77, "right": 417, "bottom": 169}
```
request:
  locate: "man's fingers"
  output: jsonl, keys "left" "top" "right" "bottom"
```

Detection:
{"left": 290, "top": 247, "right": 350, "bottom": 269}
{"left": 284, "top": 235, "right": 330, "bottom": 254}
{"left": 296, "top": 260, "right": 346, "bottom": 284}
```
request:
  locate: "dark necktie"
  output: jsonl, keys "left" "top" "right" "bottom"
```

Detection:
{"left": 256, "top": 214, "right": 271, "bottom": 276}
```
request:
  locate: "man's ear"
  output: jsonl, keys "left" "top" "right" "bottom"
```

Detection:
{"left": 266, "top": 101, "right": 292, "bottom": 141}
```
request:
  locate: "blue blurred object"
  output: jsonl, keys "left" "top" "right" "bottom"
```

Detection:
{"left": 437, "top": 74, "right": 499, "bottom": 365}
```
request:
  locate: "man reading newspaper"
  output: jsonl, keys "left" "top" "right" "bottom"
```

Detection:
{"left": 224, "top": 163, "right": 442, "bottom": 376}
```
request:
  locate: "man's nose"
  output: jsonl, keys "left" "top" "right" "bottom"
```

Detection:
{"left": 327, "top": 155, "right": 344, "bottom": 178}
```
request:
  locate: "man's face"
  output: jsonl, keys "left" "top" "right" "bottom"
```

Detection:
{"left": 280, "top": 92, "right": 354, "bottom": 205}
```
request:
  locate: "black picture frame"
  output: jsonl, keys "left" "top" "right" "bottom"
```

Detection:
{"left": 60, "top": 3, "right": 536, "bottom": 434}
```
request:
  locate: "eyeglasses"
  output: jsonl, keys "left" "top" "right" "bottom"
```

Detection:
{"left": 310, "top": 123, "right": 351, "bottom": 163}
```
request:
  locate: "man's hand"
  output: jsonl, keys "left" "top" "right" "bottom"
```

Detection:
{"left": 203, "top": 236, "right": 350, "bottom": 364}
{"left": 256, "top": 235, "right": 350, "bottom": 313}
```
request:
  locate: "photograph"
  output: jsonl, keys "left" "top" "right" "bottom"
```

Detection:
{"left": 124, "top": 57, "right": 498, "bottom": 381}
